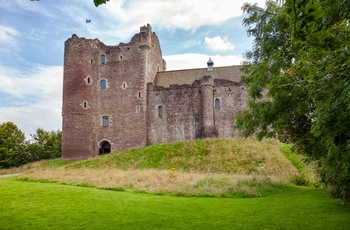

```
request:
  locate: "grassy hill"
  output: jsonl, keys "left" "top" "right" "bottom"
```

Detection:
{"left": 2, "top": 138, "right": 349, "bottom": 230}
{"left": 2, "top": 138, "right": 312, "bottom": 197}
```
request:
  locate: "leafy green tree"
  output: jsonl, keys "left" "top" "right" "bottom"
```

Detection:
{"left": 27, "top": 129, "right": 62, "bottom": 160}
{"left": 236, "top": 0, "right": 350, "bottom": 200}
{"left": 93, "top": 0, "right": 108, "bottom": 7}
{"left": 0, "top": 122, "right": 28, "bottom": 168}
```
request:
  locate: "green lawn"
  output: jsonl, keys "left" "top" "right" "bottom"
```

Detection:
{"left": 1, "top": 177, "right": 349, "bottom": 230}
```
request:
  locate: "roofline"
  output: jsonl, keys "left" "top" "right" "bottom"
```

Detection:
{"left": 160, "top": 65, "right": 243, "bottom": 74}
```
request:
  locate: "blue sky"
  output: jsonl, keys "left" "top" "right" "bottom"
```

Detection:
{"left": 0, "top": 0, "right": 265, "bottom": 138}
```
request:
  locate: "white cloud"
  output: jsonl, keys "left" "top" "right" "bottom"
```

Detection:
{"left": 205, "top": 36, "right": 235, "bottom": 52}
{"left": 103, "top": 0, "right": 267, "bottom": 37}
{"left": 164, "top": 53, "right": 242, "bottom": 71}
{"left": 0, "top": 25, "right": 19, "bottom": 45}
{"left": 0, "top": 65, "right": 63, "bottom": 137}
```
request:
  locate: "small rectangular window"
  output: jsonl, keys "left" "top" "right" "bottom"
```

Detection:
{"left": 215, "top": 99, "right": 220, "bottom": 110}
{"left": 100, "top": 79, "right": 107, "bottom": 90}
{"left": 101, "top": 54, "right": 106, "bottom": 64}
{"left": 158, "top": 106, "right": 163, "bottom": 118}
{"left": 102, "top": 116, "right": 110, "bottom": 127}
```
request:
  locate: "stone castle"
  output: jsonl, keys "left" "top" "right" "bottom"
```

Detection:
{"left": 62, "top": 24, "right": 247, "bottom": 159}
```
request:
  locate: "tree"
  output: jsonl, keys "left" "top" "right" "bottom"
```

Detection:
{"left": 0, "top": 122, "right": 28, "bottom": 168}
{"left": 27, "top": 128, "right": 62, "bottom": 160}
{"left": 236, "top": 0, "right": 350, "bottom": 200}
{"left": 93, "top": 0, "right": 108, "bottom": 7}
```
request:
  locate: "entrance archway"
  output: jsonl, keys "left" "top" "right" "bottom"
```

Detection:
{"left": 99, "top": 141, "right": 111, "bottom": 155}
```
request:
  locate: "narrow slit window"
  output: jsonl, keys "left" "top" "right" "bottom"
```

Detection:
{"left": 102, "top": 116, "right": 110, "bottom": 127}
{"left": 101, "top": 54, "right": 106, "bottom": 64}
{"left": 100, "top": 79, "right": 107, "bottom": 90}
{"left": 83, "top": 101, "right": 87, "bottom": 109}
{"left": 138, "top": 91, "right": 141, "bottom": 98}
{"left": 215, "top": 99, "right": 220, "bottom": 110}
{"left": 136, "top": 105, "right": 140, "bottom": 113}
{"left": 158, "top": 106, "right": 163, "bottom": 118}
{"left": 87, "top": 77, "right": 91, "bottom": 84}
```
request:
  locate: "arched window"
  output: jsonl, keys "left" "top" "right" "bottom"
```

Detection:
{"left": 215, "top": 99, "right": 220, "bottom": 110}
{"left": 158, "top": 106, "right": 163, "bottom": 118}
{"left": 100, "top": 79, "right": 107, "bottom": 90}
{"left": 102, "top": 116, "right": 110, "bottom": 127}
{"left": 101, "top": 54, "right": 106, "bottom": 64}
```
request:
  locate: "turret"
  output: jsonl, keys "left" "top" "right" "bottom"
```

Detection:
{"left": 199, "top": 75, "right": 217, "bottom": 138}
{"left": 207, "top": 58, "right": 214, "bottom": 71}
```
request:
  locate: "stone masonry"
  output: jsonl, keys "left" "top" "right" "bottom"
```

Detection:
{"left": 62, "top": 24, "right": 247, "bottom": 159}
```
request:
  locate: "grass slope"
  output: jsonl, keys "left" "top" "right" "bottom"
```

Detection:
{"left": 10, "top": 138, "right": 308, "bottom": 197}
{"left": 70, "top": 138, "right": 297, "bottom": 175}
{"left": 2, "top": 138, "right": 313, "bottom": 197}
{"left": 1, "top": 177, "right": 349, "bottom": 230}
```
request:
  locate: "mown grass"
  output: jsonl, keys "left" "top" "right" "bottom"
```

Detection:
{"left": 1, "top": 177, "right": 349, "bottom": 230}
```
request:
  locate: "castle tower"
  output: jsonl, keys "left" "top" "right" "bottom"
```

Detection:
{"left": 199, "top": 75, "right": 217, "bottom": 137}
{"left": 62, "top": 24, "right": 165, "bottom": 159}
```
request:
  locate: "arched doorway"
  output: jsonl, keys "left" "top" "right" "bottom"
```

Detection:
{"left": 99, "top": 141, "right": 111, "bottom": 155}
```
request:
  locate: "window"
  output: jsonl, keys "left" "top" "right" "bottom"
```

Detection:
{"left": 138, "top": 91, "right": 141, "bottom": 99}
{"left": 136, "top": 105, "right": 140, "bottom": 113}
{"left": 122, "top": 82, "right": 127, "bottom": 89}
{"left": 87, "top": 76, "right": 91, "bottom": 84}
{"left": 215, "top": 99, "right": 220, "bottom": 110}
{"left": 158, "top": 106, "right": 163, "bottom": 118}
{"left": 101, "top": 54, "right": 106, "bottom": 64}
{"left": 102, "top": 116, "right": 110, "bottom": 127}
{"left": 100, "top": 79, "right": 107, "bottom": 90}
{"left": 83, "top": 101, "right": 88, "bottom": 109}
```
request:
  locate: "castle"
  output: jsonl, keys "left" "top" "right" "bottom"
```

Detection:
{"left": 62, "top": 24, "right": 247, "bottom": 159}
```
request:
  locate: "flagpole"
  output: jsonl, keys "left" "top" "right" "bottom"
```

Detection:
{"left": 85, "top": 19, "right": 91, "bottom": 38}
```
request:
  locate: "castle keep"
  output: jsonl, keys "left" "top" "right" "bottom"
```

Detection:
{"left": 62, "top": 24, "right": 247, "bottom": 159}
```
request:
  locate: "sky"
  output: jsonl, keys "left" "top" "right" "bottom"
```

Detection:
{"left": 0, "top": 0, "right": 266, "bottom": 138}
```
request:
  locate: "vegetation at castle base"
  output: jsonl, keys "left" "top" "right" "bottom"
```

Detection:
{"left": 236, "top": 0, "right": 350, "bottom": 201}
{"left": 1, "top": 177, "right": 350, "bottom": 230}
{"left": 0, "top": 122, "right": 61, "bottom": 169}
{"left": 72, "top": 138, "right": 297, "bottom": 174}
{"left": 7, "top": 138, "right": 318, "bottom": 198}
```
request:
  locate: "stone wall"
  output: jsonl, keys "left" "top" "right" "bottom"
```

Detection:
{"left": 146, "top": 74, "right": 247, "bottom": 145}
